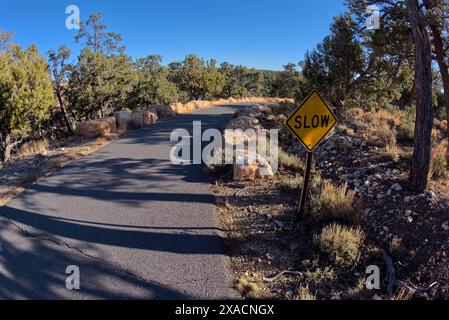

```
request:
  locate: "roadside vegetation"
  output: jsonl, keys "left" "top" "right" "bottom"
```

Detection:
{"left": 0, "top": 13, "right": 296, "bottom": 166}
{"left": 208, "top": 0, "right": 449, "bottom": 301}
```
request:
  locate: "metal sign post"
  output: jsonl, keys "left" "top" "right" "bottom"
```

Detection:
{"left": 297, "top": 152, "right": 313, "bottom": 220}
{"left": 285, "top": 90, "right": 338, "bottom": 221}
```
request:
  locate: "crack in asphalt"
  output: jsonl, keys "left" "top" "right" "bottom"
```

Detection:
{"left": 0, "top": 213, "right": 154, "bottom": 285}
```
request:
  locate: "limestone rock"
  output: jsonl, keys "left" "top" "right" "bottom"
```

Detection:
{"left": 139, "top": 110, "right": 159, "bottom": 124}
{"left": 75, "top": 120, "right": 110, "bottom": 138}
{"left": 148, "top": 105, "right": 175, "bottom": 119}
{"left": 226, "top": 116, "right": 262, "bottom": 131}
{"left": 115, "top": 111, "right": 131, "bottom": 131}
{"left": 128, "top": 112, "right": 144, "bottom": 129}
{"left": 100, "top": 116, "right": 117, "bottom": 133}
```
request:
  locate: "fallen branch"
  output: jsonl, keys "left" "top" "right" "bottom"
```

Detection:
{"left": 263, "top": 270, "right": 302, "bottom": 282}
{"left": 382, "top": 250, "right": 397, "bottom": 296}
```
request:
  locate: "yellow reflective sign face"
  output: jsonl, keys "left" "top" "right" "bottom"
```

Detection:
{"left": 286, "top": 90, "right": 338, "bottom": 152}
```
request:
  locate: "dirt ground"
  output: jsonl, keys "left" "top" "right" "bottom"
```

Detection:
{"left": 0, "top": 134, "right": 119, "bottom": 206}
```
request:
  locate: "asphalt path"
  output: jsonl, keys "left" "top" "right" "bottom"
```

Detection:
{"left": 0, "top": 104, "right": 243, "bottom": 299}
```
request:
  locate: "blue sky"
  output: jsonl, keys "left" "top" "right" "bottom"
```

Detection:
{"left": 1, "top": 0, "right": 346, "bottom": 70}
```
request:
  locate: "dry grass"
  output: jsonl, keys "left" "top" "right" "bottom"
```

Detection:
{"left": 234, "top": 275, "right": 263, "bottom": 299}
{"left": 397, "top": 114, "right": 415, "bottom": 141}
{"left": 311, "top": 181, "right": 361, "bottom": 225}
{"left": 430, "top": 141, "right": 449, "bottom": 181}
{"left": 384, "top": 142, "right": 401, "bottom": 162}
{"left": 364, "top": 109, "right": 401, "bottom": 128}
{"left": 278, "top": 149, "right": 304, "bottom": 172}
{"left": 170, "top": 97, "right": 294, "bottom": 114}
{"left": 280, "top": 174, "right": 303, "bottom": 191}
{"left": 367, "top": 123, "right": 397, "bottom": 148}
{"left": 18, "top": 139, "right": 49, "bottom": 157}
{"left": 295, "top": 286, "right": 316, "bottom": 300}
{"left": 314, "top": 223, "right": 365, "bottom": 268}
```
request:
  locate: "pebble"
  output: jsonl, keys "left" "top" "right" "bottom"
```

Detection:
{"left": 404, "top": 196, "right": 412, "bottom": 203}
{"left": 275, "top": 220, "right": 284, "bottom": 230}
{"left": 407, "top": 217, "right": 414, "bottom": 223}
{"left": 391, "top": 183, "right": 402, "bottom": 192}
{"left": 405, "top": 209, "right": 412, "bottom": 217}
{"left": 442, "top": 222, "right": 449, "bottom": 232}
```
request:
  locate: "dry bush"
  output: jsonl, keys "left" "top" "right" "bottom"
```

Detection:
{"left": 432, "top": 128, "right": 440, "bottom": 141}
{"left": 364, "top": 110, "right": 401, "bottom": 128}
{"left": 367, "top": 123, "right": 397, "bottom": 148}
{"left": 280, "top": 174, "right": 303, "bottom": 191}
{"left": 397, "top": 114, "right": 415, "bottom": 142}
{"left": 337, "top": 124, "right": 355, "bottom": 137}
{"left": 234, "top": 275, "right": 263, "bottom": 299}
{"left": 311, "top": 182, "right": 361, "bottom": 225}
{"left": 430, "top": 141, "right": 449, "bottom": 180}
{"left": 314, "top": 223, "right": 365, "bottom": 268}
{"left": 303, "top": 266, "right": 335, "bottom": 284}
{"left": 434, "top": 119, "right": 448, "bottom": 136}
{"left": 18, "top": 139, "right": 49, "bottom": 157}
{"left": 279, "top": 149, "right": 303, "bottom": 172}
{"left": 344, "top": 107, "right": 365, "bottom": 122}
{"left": 384, "top": 142, "right": 400, "bottom": 162}
{"left": 295, "top": 286, "right": 316, "bottom": 300}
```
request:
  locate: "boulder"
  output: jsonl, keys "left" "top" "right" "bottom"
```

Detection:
{"left": 238, "top": 104, "right": 273, "bottom": 118}
{"left": 128, "top": 112, "right": 144, "bottom": 129}
{"left": 233, "top": 163, "right": 259, "bottom": 181}
{"left": 233, "top": 151, "right": 274, "bottom": 181}
{"left": 75, "top": 120, "right": 110, "bottom": 138}
{"left": 115, "top": 111, "right": 131, "bottom": 131}
{"left": 226, "top": 116, "right": 262, "bottom": 131}
{"left": 139, "top": 110, "right": 159, "bottom": 124}
{"left": 100, "top": 117, "right": 117, "bottom": 133}
{"left": 148, "top": 105, "right": 175, "bottom": 119}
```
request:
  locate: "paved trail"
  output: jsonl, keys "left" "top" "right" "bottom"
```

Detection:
{"left": 0, "top": 104, "right": 242, "bottom": 299}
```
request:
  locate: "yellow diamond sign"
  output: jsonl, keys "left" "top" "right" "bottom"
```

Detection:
{"left": 286, "top": 90, "right": 338, "bottom": 152}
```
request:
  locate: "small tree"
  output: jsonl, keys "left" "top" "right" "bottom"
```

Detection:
{"left": 127, "top": 55, "right": 180, "bottom": 108}
{"left": 67, "top": 48, "right": 136, "bottom": 120}
{"left": 0, "top": 43, "right": 54, "bottom": 162}
{"left": 271, "top": 63, "right": 303, "bottom": 99}
{"left": 169, "top": 54, "right": 224, "bottom": 100}
{"left": 75, "top": 13, "right": 124, "bottom": 55}
{"left": 48, "top": 45, "right": 74, "bottom": 134}
{"left": 301, "top": 14, "right": 369, "bottom": 116}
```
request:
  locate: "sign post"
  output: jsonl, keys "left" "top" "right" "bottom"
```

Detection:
{"left": 285, "top": 90, "right": 337, "bottom": 221}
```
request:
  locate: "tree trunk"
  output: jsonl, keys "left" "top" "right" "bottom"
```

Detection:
{"left": 407, "top": 0, "right": 434, "bottom": 192}
{"left": 427, "top": 20, "right": 449, "bottom": 141}
{"left": 1, "top": 131, "right": 12, "bottom": 163}
{"left": 424, "top": 0, "right": 449, "bottom": 142}
{"left": 56, "top": 89, "right": 74, "bottom": 135}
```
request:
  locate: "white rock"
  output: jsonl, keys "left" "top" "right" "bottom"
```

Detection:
{"left": 442, "top": 222, "right": 449, "bottom": 232}
{"left": 391, "top": 183, "right": 402, "bottom": 192}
